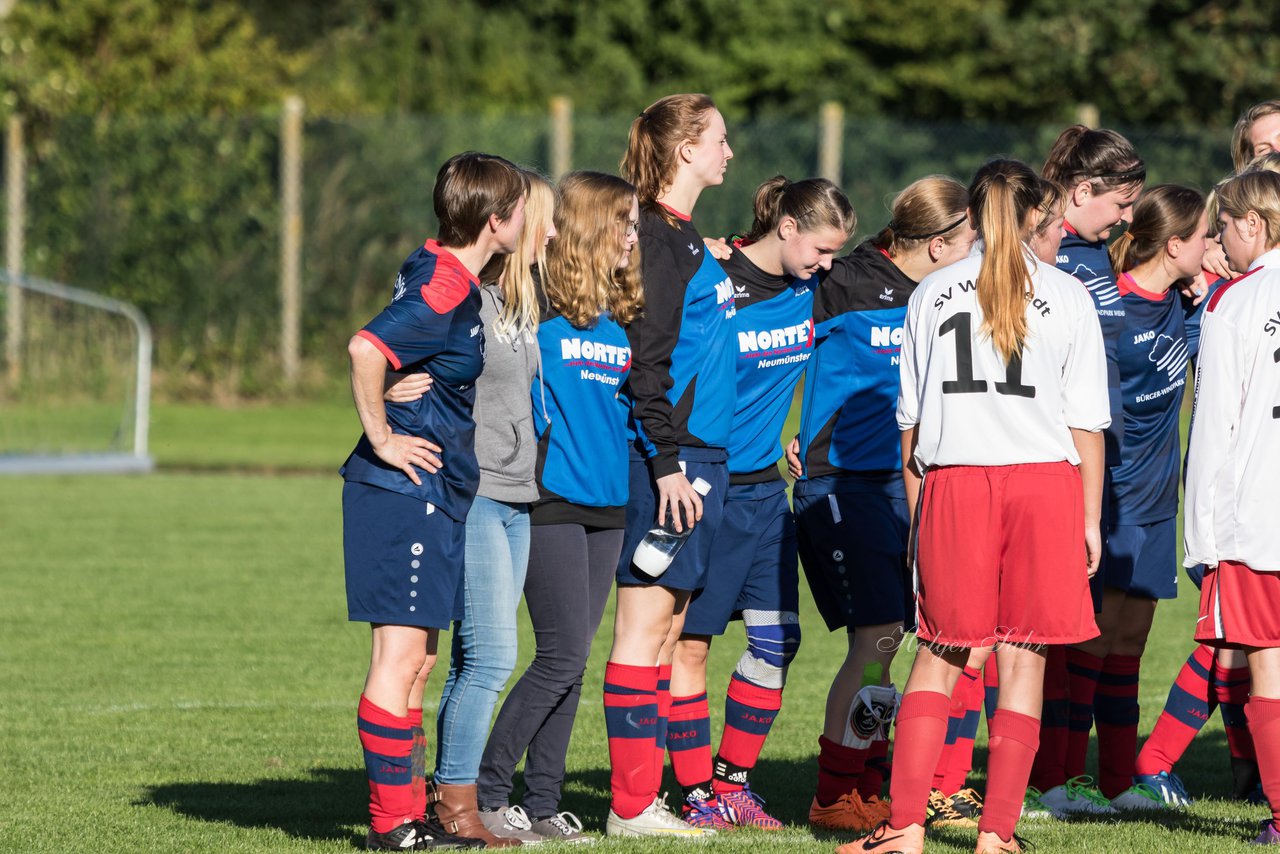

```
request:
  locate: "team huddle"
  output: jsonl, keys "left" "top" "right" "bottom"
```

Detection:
{"left": 338, "top": 94, "right": 1280, "bottom": 852}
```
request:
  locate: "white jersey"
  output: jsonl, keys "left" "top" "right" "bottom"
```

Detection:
{"left": 1183, "top": 249, "right": 1280, "bottom": 572}
{"left": 897, "top": 249, "right": 1110, "bottom": 468}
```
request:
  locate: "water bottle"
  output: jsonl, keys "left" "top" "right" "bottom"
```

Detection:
{"left": 631, "top": 476, "right": 713, "bottom": 578}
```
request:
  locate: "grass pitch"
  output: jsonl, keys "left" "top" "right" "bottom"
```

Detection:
{"left": 0, "top": 403, "right": 1269, "bottom": 852}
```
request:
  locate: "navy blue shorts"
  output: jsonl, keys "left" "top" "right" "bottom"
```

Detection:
{"left": 1186, "top": 562, "right": 1207, "bottom": 590}
{"left": 1102, "top": 516, "right": 1178, "bottom": 600}
{"left": 343, "top": 481, "right": 466, "bottom": 628}
{"left": 617, "top": 447, "right": 729, "bottom": 592}
{"left": 684, "top": 479, "right": 800, "bottom": 636}
{"left": 794, "top": 474, "right": 912, "bottom": 632}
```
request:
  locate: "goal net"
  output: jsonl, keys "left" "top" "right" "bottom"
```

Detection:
{"left": 0, "top": 273, "right": 153, "bottom": 474}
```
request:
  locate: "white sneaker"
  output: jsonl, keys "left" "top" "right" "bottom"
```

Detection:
{"left": 606, "top": 793, "right": 714, "bottom": 838}
{"left": 479, "top": 804, "right": 545, "bottom": 844}
{"left": 1038, "top": 776, "right": 1118, "bottom": 817}
{"left": 1108, "top": 784, "right": 1164, "bottom": 811}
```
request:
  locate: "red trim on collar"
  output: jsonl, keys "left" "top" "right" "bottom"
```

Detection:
{"left": 658, "top": 202, "right": 692, "bottom": 222}
{"left": 423, "top": 239, "right": 480, "bottom": 287}
{"left": 1116, "top": 271, "right": 1168, "bottom": 301}
{"left": 1206, "top": 267, "right": 1263, "bottom": 313}
{"left": 1063, "top": 221, "right": 1080, "bottom": 237}
{"left": 878, "top": 247, "right": 893, "bottom": 261}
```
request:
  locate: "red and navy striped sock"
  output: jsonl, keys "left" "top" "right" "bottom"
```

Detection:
{"left": 654, "top": 664, "right": 672, "bottom": 792}
{"left": 857, "top": 736, "right": 891, "bottom": 800}
{"left": 1031, "top": 645, "right": 1070, "bottom": 790}
{"left": 712, "top": 674, "right": 782, "bottom": 794}
{"left": 406, "top": 707, "right": 428, "bottom": 820}
{"left": 979, "top": 710, "right": 1040, "bottom": 840}
{"left": 668, "top": 692, "right": 714, "bottom": 801}
{"left": 604, "top": 661, "right": 659, "bottom": 819}
{"left": 1064, "top": 647, "right": 1103, "bottom": 780}
{"left": 939, "top": 666, "right": 984, "bottom": 794}
{"left": 887, "top": 691, "right": 951, "bottom": 828}
{"left": 1095, "top": 654, "right": 1141, "bottom": 798}
{"left": 1246, "top": 696, "right": 1280, "bottom": 824}
{"left": 1214, "top": 659, "right": 1255, "bottom": 761}
{"left": 983, "top": 652, "right": 1000, "bottom": 722}
{"left": 357, "top": 695, "right": 414, "bottom": 834}
{"left": 1134, "top": 644, "right": 1215, "bottom": 776}
{"left": 816, "top": 734, "right": 867, "bottom": 806}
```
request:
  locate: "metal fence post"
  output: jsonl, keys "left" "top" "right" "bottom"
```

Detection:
{"left": 819, "top": 102, "right": 844, "bottom": 187}
{"left": 280, "top": 95, "right": 304, "bottom": 387}
{"left": 6, "top": 115, "right": 25, "bottom": 388}
{"left": 550, "top": 96, "right": 572, "bottom": 179}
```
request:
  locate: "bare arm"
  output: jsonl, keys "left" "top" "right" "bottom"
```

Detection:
{"left": 1070, "top": 427, "right": 1104, "bottom": 577}
{"left": 349, "top": 335, "right": 442, "bottom": 486}
{"left": 901, "top": 427, "right": 922, "bottom": 526}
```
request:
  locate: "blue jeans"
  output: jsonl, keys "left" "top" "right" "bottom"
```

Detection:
{"left": 435, "top": 495, "right": 530, "bottom": 784}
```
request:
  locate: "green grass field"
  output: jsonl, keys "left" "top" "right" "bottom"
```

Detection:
{"left": 0, "top": 402, "right": 1270, "bottom": 852}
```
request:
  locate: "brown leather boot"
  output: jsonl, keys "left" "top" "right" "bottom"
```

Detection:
{"left": 432, "top": 782, "right": 521, "bottom": 848}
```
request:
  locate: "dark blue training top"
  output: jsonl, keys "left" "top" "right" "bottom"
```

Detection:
{"left": 1110, "top": 273, "right": 1190, "bottom": 525}
{"left": 1181, "top": 273, "right": 1227, "bottom": 362}
{"left": 1057, "top": 225, "right": 1125, "bottom": 467}
{"left": 622, "top": 204, "right": 736, "bottom": 478}
{"left": 530, "top": 308, "right": 632, "bottom": 527}
{"left": 340, "top": 239, "right": 485, "bottom": 522}
{"left": 796, "top": 242, "right": 916, "bottom": 485}
{"left": 720, "top": 247, "right": 815, "bottom": 482}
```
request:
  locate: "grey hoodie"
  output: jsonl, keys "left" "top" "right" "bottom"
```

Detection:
{"left": 473, "top": 283, "right": 540, "bottom": 503}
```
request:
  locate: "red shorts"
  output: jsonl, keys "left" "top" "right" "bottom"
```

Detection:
{"left": 914, "top": 462, "right": 1099, "bottom": 648}
{"left": 1195, "top": 560, "right": 1280, "bottom": 649}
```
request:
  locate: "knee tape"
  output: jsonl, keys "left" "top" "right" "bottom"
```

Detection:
{"left": 735, "top": 610, "right": 801, "bottom": 689}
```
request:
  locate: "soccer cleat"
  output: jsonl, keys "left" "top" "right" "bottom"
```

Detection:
{"left": 975, "top": 829, "right": 1029, "bottom": 853}
{"left": 527, "top": 812, "right": 593, "bottom": 844}
{"left": 717, "top": 785, "right": 784, "bottom": 830}
{"left": 365, "top": 819, "right": 484, "bottom": 850}
{"left": 1108, "top": 783, "right": 1164, "bottom": 811}
{"left": 948, "top": 787, "right": 984, "bottom": 820}
{"left": 835, "top": 819, "right": 925, "bottom": 854}
{"left": 1037, "top": 775, "right": 1117, "bottom": 817}
{"left": 1132, "top": 771, "right": 1192, "bottom": 808}
{"left": 1020, "top": 787, "right": 1053, "bottom": 820}
{"left": 605, "top": 793, "right": 713, "bottom": 838}
{"left": 478, "top": 805, "right": 545, "bottom": 844}
{"left": 809, "top": 791, "right": 892, "bottom": 832}
{"left": 682, "top": 794, "right": 733, "bottom": 830}
{"left": 927, "top": 788, "right": 977, "bottom": 829}
{"left": 1254, "top": 819, "right": 1280, "bottom": 845}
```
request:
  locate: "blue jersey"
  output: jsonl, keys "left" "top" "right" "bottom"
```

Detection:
{"left": 721, "top": 249, "right": 815, "bottom": 480}
{"left": 622, "top": 205, "right": 736, "bottom": 478}
{"left": 1057, "top": 225, "right": 1125, "bottom": 466}
{"left": 1181, "top": 273, "right": 1228, "bottom": 363}
{"left": 341, "top": 240, "right": 485, "bottom": 521}
{"left": 797, "top": 242, "right": 916, "bottom": 480}
{"left": 1110, "top": 274, "right": 1190, "bottom": 524}
{"left": 531, "top": 309, "right": 632, "bottom": 527}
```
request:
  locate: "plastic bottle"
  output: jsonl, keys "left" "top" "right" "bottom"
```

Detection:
{"left": 631, "top": 476, "right": 713, "bottom": 578}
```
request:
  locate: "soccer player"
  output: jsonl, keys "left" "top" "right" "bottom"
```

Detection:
{"left": 787, "top": 175, "right": 975, "bottom": 833}
{"left": 603, "top": 93, "right": 736, "bottom": 838}
{"left": 842, "top": 159, "right": 1109, "bottom": 854}
{"left": 666, "top": 176, "right": 856, "bottom": 829}
{"left": 1184, "top": 168, "right": 1280, "bottom": 845}
{"left": 1036, "top": 127, "right": 1146, "bottom": 814}
{"left": 476, "top": 171, "right": 643, "bottom": 844}
{"left": 341, "top": 152, "right": 527, "bottom": 851}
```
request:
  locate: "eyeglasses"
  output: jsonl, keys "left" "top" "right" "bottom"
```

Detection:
{"left": 625, "top": 220, "right": 640, "bottom": 237}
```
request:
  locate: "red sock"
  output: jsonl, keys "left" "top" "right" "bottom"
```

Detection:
{"left": 1065, "top": 648, "right": 1103, "bottom": 780}
{"left": 936, "top": 667, "right": 982, "bottom": 793}
{"left": 1215, "top": 661, "right": 1256, "bottom": 761}
{"left": 1135, "top": 644, "right": 1215, "bottom": 775}
{"left": 668, "top": 692, "right": 713, "bottom": 800}
{"left": 604, "top": 662, "right": 659, "bottom": 818}
{"left": 978, "top": 710, "right": 1040, "bottom": 841}
{"left": 1246, "top": 697, "right": 1280, "bottom": 824}
{"left": 887, "top": 691, "right": 951, "bottom": 828}
{"left": 857, "top": 737, "right": 891, "bottom": 799}
{"left": 654, "top": 664, "right": 672, "bottom": 791}
{"left": 1095, "top": 654, "right": 1141, "bottom": 798}
{"left": 816, "top": 734, "right": 868, "bottom": 806}
{"left": 712, "top": 674, "right": 782, "bottom": 794}
{"left": 358, "top": 695, "right": 414, "bottom": 834}
{"left": 406, "top": 707, "right": 427, "bottom": 820}
{"left": 1031, "top": 645, "right": 1069, "bottom": 790}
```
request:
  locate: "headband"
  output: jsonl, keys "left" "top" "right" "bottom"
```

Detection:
{"left": 890, "top": 214, "right": 968, "bottom": 241}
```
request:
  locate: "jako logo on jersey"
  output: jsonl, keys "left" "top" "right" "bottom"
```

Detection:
{"left": 870, "top": 326, "right": 905, "bottom": 348}
{"left": 393, "top": 273, "right": 407, "bottom": 301}
{"left": 560, "top": 338, "right": 631, "bottom": 369}
{"left": 1056, "top": 254, "right": 1069, "bottom": 264}
{"left": 878, "top": 286, "right": 895, "bottom": 303}
{"left": 738, "top": 320, "right": 813, "bottom": 354}
{"left": 1134, "top": 330, "right": 1157, "bottom": 344}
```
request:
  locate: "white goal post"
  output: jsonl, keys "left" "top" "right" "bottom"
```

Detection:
{"left": 1, "top": 272, "right": 153, "bottom": 474}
